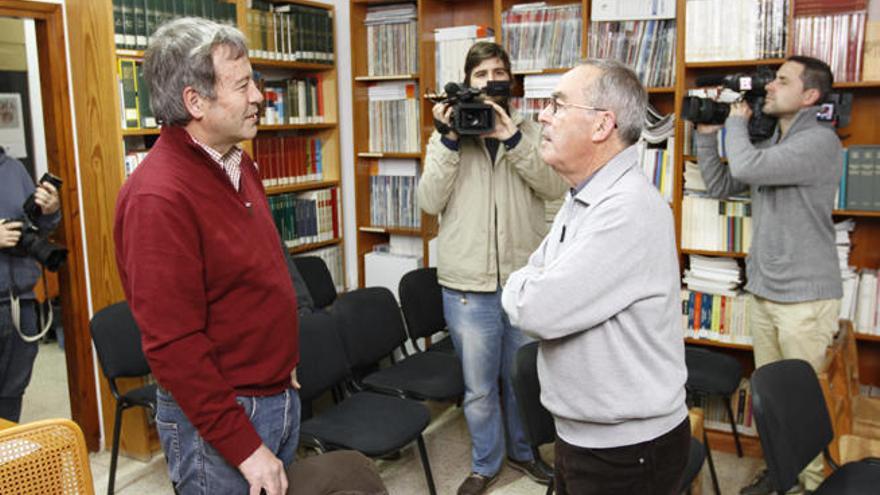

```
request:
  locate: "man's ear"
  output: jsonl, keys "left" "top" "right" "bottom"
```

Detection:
{"left": 182, "top": 86, "right": 205, "bottom": 119}
{"left": 802, "top": 87, "right": 821, "bottom": 107}
{"left": 593, "top": 114, "right": 615, "bottom": 142}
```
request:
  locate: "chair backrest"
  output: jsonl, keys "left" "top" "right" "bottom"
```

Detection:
{"left": 89, "top": 301, "right": 151, "bottom": 382}
{"left": 292, "top": 256, "right": 338, "bottom": 309}
{"left": 0, "top": 418, "right": 95, "bottom": 494}
{"left": 511, "top": 342, "right": 556, "bottom": 448}
{"left": 398, "top": 267, "right": 447, "bottom": 342}
{"left": 751, "top": 359, "right": 834, "bottom": 493}
{"left": 333, "top": 287, "right": 408, "bottom": 371}
{"left": 679, "top": 437, "right": 706, "bottom": 494}
{"left": 684, "top": 345, "right": 743, "bottom": 395}
{"left": 297, "top": 311, "right": 350, "bottom": 403}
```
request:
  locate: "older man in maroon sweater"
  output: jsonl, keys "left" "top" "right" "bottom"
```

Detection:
{"left": 114, "top": 18, "right": 299, "bottom": 495}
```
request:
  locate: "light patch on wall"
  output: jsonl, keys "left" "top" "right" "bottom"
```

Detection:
{"left": 0, "top": 18, "right": 26, "bottom": 71}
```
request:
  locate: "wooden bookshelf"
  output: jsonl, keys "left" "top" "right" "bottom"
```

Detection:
{"left": 672, "top": 0, "right": 880, "bottom": 453}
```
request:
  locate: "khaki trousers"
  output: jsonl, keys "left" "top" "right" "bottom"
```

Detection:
{"left": 749, "top": 294, "right": 841, "bottom": 491}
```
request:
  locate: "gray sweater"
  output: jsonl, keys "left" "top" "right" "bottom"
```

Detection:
{"left": 502, "top": 145, "right": 688, "bottom": 448}
{"left": 695, "top": 106, "right": 843, "bottom": 302}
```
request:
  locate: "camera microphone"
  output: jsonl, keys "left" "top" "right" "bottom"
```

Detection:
{"left": 444, "top": 82, "right": 462, "bottom": 98}
{"left": 694, "top": 75, "right": 729, "bottom": 87}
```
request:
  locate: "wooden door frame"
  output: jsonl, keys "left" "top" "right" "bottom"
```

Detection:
{"left": 0, "top": 0, "right": 100, "bottom": 451}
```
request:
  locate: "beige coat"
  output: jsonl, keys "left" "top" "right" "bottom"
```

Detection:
{"left": 418, "top": 112, "right": 567, "bottom": 292}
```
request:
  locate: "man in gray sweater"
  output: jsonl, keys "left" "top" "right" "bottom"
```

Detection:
{"left": 695, "top": 56, "right": 842, "bottom": 495}
{"left": 502, "top": 60, "right": 689, "bottom": 494}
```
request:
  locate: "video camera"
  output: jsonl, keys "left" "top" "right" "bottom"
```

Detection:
{"left": 2, "top": 172, "right": 68, "bottom": 272}
{"left": 681, "top": 67, "right": 777, "bottom": 143}
{"left": 429, "top": 80, "right": 511, "bottom": 135}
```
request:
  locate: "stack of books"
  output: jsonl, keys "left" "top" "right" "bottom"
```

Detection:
{"left": 502, "top": 2, "right": 582, "bottom": 72}
{"left": 367, "top": 82, "right": 420, "bottom": 153}
{"left": 365, "top": 3, "right": 418, "bottom": 76}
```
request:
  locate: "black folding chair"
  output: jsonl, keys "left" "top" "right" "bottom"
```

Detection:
{"left": 398, "top": 267, "right": 455, "bottom": 354}
{"left": 89, "top": 302, "right": 157, "bottom": 495}
{"left": 297, "top": 311, "right": 437, "bottom": 495}
{"left": 292, "top": 256, "right": 338, "bottom": 310}
{"left": 511, "top": 342, "right": 557, "bottom": 495}
{"left": 751, "top": 359, "right": 880, "bottom": 494}
{"left": 333, "top": 287, "right": 464, "bottom": 403}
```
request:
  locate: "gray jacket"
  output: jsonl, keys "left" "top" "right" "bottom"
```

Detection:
{"left": 502, "top": 145, "right": 688, "bottom": 448}
{"left": 696, "top": 106, "right": 843, "bottom": 302}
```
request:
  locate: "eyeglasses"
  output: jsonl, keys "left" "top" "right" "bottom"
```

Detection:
{"left": 547, "top": 97, "right": 608, "bottom": 116}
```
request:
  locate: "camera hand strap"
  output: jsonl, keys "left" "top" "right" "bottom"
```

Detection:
{"left": 8, "top": 287, "right": 53, "bottom": 343}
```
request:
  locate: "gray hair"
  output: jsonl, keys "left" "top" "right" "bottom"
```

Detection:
{"left": 578, "top": 59, "right": 647, "bottom": 145}
{"left": 144, "top": 17, "right": 249, "bottom": 126}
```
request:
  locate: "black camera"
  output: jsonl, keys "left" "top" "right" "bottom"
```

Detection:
{"left": 681, "top": 67, "right": 778, "bottom": 143}
{"left": 2, "top": 172, "right": 68, "bottom": 272}
{"left": 431, "top": 80, "right": 511, "bottom": 135}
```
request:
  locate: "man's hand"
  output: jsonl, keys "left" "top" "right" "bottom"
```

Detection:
{"left": 34, "top": 181, "right": 60, "bottom": 216}
{"left": 0, "top": 219, "right": 23, "bottom": 248}
{"left": 729, "top": 101, "right": 752, "bottom": 119}
{"left": 482, "top": 100, "right": 516, "bottom": 141}
{"left": 238, "top": 444, "right": 288, "bottom": 495}
{"left": 432, "top": 103, "right": 458, "bottom": 141}
{"left": 696, "top": 123, "right": 723, "bottom": 134}
{"left": 290, "top": 367, "right": 300, "bottom": 390}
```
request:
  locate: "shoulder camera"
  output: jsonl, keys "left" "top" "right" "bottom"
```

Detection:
{"left": 430, "top": 80, "right": 511, "bottom": 135}
{"left": 681, "top": 67, "right": 778, "bottom": 143}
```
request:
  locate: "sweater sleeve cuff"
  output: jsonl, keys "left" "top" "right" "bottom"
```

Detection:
{"left": 441, "top": 135, "right": 460, "bottom": 151}
{"left": 503, "top": 130, "right": 522, "bottom": 150}
{"left": 212, "top": 421, "right": 263, "bottom": 467}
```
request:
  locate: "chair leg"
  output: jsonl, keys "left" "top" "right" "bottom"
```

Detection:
{"left": 415, "top": 434, "right": 436, "bottom": 495}
{"left": 724, "top": 397, "right": 743, "bottom": 457}
{"left": 108, "top": 401, "right": 125, "bottom": 495}
{"left": 702, "top": 429, "right": 721, "bottom": 495}
{"left": 546, "top": 479, "right": 554, "bottom": 495}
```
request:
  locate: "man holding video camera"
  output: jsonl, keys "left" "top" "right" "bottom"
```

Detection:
{"left": 418, "top": 41, "right": 566, "bottom": 495}
{"left": 695, "top": 56, "right": 842, "bottom": 495}
{"left": 0, "top": 146, "right": 61, "bottom": 422}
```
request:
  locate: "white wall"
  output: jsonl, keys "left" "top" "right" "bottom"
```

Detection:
{"left": 314, "top": 0, "right": 357, "bottom": 289}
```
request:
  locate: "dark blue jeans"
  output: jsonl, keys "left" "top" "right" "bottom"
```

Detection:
{"left": 442, "top": 287, "right": 534, "bottom": 477}
{"left": 156, "top": 386, "right": 300, "bottom": 494}
{"left": 0, "top": 299, "right": 38, "bottom": 422}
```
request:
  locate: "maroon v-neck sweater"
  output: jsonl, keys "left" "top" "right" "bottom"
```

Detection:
{"left": 114, "top": 126, "right": 299, "bottom": 466}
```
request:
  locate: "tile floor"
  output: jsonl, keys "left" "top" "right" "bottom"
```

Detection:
{"left": 22, "top": 341, "right": 763, "bottom": 494}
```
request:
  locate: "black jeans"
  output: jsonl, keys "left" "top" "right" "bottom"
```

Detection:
{"left": 555, "top": 416, "right": 691, "bottom": 495}
{"left": 0, "top": 299, "right": 38, "bottom": 422}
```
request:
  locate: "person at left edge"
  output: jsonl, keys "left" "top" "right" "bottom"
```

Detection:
{"left": 114, "top": 17, "right": 300, "bottom": 495}
{"left": 0, "top": 147, "right": 61, "bottom": 422}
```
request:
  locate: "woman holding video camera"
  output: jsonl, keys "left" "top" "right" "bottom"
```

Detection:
{"left": 0, "top": 146, "right": 60, "bottom": 422}
{"left": 418, "top": 41, "right": 566, "bottom": 495}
